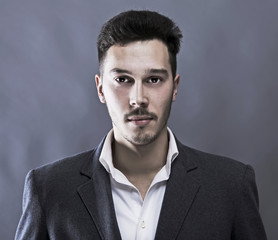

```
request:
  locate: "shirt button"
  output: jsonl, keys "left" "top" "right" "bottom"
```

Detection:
{"left": 141, "top": 221, "right": 146, "bottom": 229}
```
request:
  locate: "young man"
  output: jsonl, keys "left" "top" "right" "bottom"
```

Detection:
{"left": 15, "top": 10, "right": 267, "bottom": 240}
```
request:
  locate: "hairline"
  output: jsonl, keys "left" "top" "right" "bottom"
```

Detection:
{"left": 98, "top": 39, "right": 176, "bottom": 78}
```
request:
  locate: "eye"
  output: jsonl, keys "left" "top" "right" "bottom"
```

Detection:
{"left": 115, "top": 76, "right": 131, "bottom": 83}
{"left": 147, "top": 77, "right": 161, "bottom": 84}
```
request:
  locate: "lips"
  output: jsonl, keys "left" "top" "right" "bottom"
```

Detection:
{"left": 127, "top": 115, "right": 153, "bottom": 126}
{"left": 128, "top": 115, "right": 153, "bottom": 121}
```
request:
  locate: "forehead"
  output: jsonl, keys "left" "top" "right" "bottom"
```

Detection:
{"left": 102, "top": 40, "right": 171, "bottom": 74}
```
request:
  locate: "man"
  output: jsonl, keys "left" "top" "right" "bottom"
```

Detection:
{"left": 15, "top": 10, "right": 267, "bottom": 240}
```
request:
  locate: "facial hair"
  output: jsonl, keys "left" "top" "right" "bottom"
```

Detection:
{"left": 123, "top": 99, "right": 172, "bottom": 146}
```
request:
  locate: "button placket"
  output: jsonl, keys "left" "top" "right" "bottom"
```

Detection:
{"left": 130, "top": 187, "right": 143, "bottom": 220}
{"left": 140, "top": 220, "right": 146, "bottom": 229}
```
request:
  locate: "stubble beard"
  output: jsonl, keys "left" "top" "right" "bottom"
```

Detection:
{"left": 107, "top": 89, "right": 174, "bottom": 146}
{"left": 126, "top": 127, "right": 161, "bottom": 146}
{"left": 118, "top": 103, "right": 172, "bottom": 146}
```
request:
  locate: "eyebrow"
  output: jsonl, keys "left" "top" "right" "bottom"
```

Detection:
{"left": 110, "top": 68, "right": 169, "bottom": 78}
{"left": 110, "top": 68, "right": 132, "bottom": 74}
{"left": 146, "top": 68, "right": 169, "bottom": 78}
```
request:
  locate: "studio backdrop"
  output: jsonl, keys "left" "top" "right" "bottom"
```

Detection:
{"left": 0, "top": 0, "right": 277, "bottom": 239}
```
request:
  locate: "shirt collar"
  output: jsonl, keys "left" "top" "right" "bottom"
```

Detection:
{"left": 99, "top": 128, "right": 179, "bottom": 180}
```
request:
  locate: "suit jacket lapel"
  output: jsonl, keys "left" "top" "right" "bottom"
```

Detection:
{"left": 155, "top": 140, "right": 201, "bottom": 240}
{"left": 76, "top": 136, "right": 200, "bottom": 240}
{"left": 77, "top": 137, "right": 121, "bottom": 240}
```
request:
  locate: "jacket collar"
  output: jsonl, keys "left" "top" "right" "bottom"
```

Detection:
{"left": 78, "top": 136, "right": 122, "bottom": 240}
{"left": 78, "top": 136, "right": 200, "bottom": 240}
{"left": 155, "top": 139, "right": 200, "bottom": 239}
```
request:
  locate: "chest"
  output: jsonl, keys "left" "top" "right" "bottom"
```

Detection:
{"left": 110, "top": 176, "right": 167, "bottom": 240}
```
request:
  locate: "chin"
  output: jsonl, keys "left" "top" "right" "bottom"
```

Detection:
{"left": 127, "top": 132, "right": 158, "bottom": 146}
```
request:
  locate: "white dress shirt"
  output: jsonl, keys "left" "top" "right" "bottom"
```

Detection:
{"left": 99, "top": 128, "right": 179, "bottom": 240}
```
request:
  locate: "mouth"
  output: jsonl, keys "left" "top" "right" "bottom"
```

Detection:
{"left": 127, "top": 115, "right": 153, "bottom": 126}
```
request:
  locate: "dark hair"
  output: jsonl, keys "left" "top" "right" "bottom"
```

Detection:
{"left": 97, "top": 10, "right": 183, "bottom": 77}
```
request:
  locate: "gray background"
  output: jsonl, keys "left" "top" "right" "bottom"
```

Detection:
{"left": 1, "top": 0, "right": 277, "bottom": 239}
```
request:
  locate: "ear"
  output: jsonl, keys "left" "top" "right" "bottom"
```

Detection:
{"left": 95, "top": 74, "right": 106, "bottom": 103}
{"left": 172, "top": 74, "right": 180, "bottom": 102}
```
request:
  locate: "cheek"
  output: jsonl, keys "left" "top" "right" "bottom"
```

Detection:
{"left": 103, "top": 82, "right": 119, "bottom": 97}
{"left": 153, "top": 87, "right": 173, "bottom": 106}
{"left": 104, "top": 86, "right": 128, "bottom": 108}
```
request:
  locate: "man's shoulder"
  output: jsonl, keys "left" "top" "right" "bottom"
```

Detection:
{"left": 36, "top": 149, "right": 96, "bottom": 173}
{"left": 177, "top": 142, "right": 252, "bottom": 181}
{"left": 28, "top": 148, "right": 97, "bottom": 186}
{"left": 176, "top": 142, "right": 257, "bottom": 200}
{"left": 23, "top": 149, "right": 97, "bottom": 203}
{"left": 185, "top": 144, "right": 246, "bottom": 167}
{"left": 20, "top": 149, "right": 98, "bottom": 213}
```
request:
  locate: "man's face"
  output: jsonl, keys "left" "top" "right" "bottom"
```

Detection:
{"left": 95, "top": 39, "right": 180, "bottom": 146}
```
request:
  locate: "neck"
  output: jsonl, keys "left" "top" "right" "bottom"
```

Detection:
{"left": 112, "top": 127, "right": 169, "bottom": 178}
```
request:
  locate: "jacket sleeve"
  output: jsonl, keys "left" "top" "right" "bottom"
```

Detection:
{"left": 15, "top": 170, "right": 49, "bottom": 240}
{"left": 232, "top": 165, "right": 267, "bottom": 240}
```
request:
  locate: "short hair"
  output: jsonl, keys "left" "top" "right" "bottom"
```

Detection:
{"left": 97, "top": 10, "right": 183, "bottom": 77}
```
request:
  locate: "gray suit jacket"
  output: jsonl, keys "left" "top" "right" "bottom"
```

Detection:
{"left": 15, "top": 137, "right": 267, "bottom": 239}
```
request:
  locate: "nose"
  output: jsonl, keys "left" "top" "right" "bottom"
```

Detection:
{"left": 129, "top": 81, "right": 148, "bottom": 108}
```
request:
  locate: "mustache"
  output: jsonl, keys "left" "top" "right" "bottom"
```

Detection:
{"left": 124, "top": 108, "right": 158, "bottom": 121}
